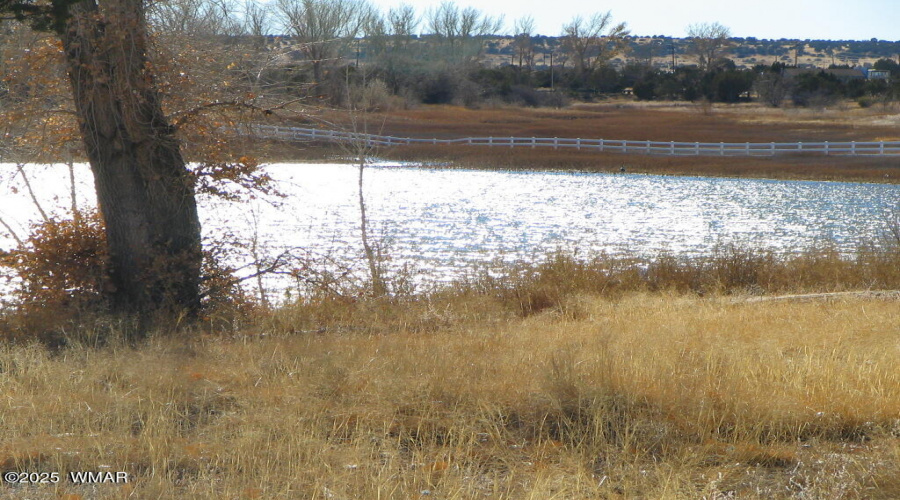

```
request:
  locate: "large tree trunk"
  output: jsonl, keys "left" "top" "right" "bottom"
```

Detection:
{"left": 61, "top": 0, "right": 202, "bottom": 318}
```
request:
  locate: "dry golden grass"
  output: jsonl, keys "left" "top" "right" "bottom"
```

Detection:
{"left": 2, "top": 290, "right": 899, "bottom": 498}
{"left": 9, "top": 98, "right": 900, "bottom": 494}
{"left": 269, "top": 102, "right": 900, "bottom": 183}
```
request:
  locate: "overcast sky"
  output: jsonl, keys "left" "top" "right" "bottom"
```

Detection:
{"left": 365, "top": 0, "right": 898, "bottom": 41}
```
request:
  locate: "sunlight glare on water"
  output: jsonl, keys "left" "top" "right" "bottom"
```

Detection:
{"left": 2, "top": 162, "right": 898, "bottom": 288}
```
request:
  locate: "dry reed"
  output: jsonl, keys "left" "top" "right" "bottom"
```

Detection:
{"left": 260, "top": 102, "right": 900, "bottom": 183}
{"left": 2, "top": 260, "right": 900, "bottom": 497}
{"left": 6, "top": 98, "right": 900, "bottom": 494}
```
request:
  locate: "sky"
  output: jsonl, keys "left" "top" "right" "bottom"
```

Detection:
{"left": 365, "top": 0, "right": 899, "bottom": 41}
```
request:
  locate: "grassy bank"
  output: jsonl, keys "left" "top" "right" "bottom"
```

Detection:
{"left": 7, "top": 95, "right": 900, "bottom": 494}
{"left": 2, "top": 243, "right": 900, "bottom": 498}
{"left": 2, "top": 292, "right": 899, "bottom": 498}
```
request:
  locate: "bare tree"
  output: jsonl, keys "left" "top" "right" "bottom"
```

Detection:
{"left": 148, "top": 0, "right": 242, "bottom": 37}
{"left": 388, "top": 3, "right": 418, "bottom": 42}
{"left": 458, "top": 5, "right": 501, "bottom": 38}
{"left": 243, "top": 0, "right": 271, "bottom": 39}
{"left": 513, "top": 15, "right": 535, "bottom": 70}
{"left": 425, "top": 1, "right": 501, "bottom": 63}
{"left": 361, "top": 4, "right": 420, "bottom": 96}
{"left": 363, "top": 3, "right": 418, "bottom": 56}
{"left": 1, "top": 0, "right": 283, "bottom": 322}
{"left": 340, "top": 68, "right": 388, "bottom": 296}
{"left": 560, "top": 11, "right": 629, "bottom": 77}
{"left": 426, "top": 1, "right": 458, "bottom": 45}
{"left": 754, "top": 71, "right": 788, "bottom": 107}
{"left": 276, "top": 0, "right": 372, "bottom": 83}
{"left": 686, "top": 22, "right": 732, "bottom": 71}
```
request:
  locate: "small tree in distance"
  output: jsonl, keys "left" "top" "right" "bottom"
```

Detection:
{"left": 425, "top": 1, "right": 503, "bottom": 65}
{"left": 513, "top": 15, "right": 536, "bottom": 70}
{"left": 275, "top": 0, "right": 372, "bottom": 84}
{"left": 560, "top": 11, "right": 629, "bottom": 78}
{"left": 686, "top": 21, "right": 732, "bottom": 71}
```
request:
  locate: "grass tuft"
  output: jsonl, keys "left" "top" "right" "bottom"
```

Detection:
{"left": 2, "top": 284, "right": 899, "bottom": 497}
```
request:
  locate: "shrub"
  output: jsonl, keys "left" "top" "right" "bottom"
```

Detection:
{"left": 632, "top": 79, "right": 657, "bottom": 100}
{"left": 1, "top": 211, "right": 109, "bottom": 342}
{"left": 508, "top": 84, "right": 542, "bottom": 107}
{"left": 350, "top": 79, "right": 396, "bottom": 112}
{"left": 0, "top": 210, "right": 256, "bottom": 343}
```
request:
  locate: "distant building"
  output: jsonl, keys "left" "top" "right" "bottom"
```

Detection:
{"left": 866, "top": 69, "right": 891, "bottom": 81}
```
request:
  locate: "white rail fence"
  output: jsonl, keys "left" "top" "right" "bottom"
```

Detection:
{"left": 249, "top": 124, "right": 900, "bottom": 157}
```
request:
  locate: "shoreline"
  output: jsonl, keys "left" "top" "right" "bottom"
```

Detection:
{"left": 254, "top": 101, "right": 900, "bottom": 184}
{"left": 254, "top": 141, "right": 900, "bottom": 185}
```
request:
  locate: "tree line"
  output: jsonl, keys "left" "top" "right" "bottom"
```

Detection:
{"left": 204, "top": 2, "right": 900, "bottom": 109}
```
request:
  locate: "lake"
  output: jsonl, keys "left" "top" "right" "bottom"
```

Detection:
{"left": 2, "top": 162, "right": 899, "bottom": 295}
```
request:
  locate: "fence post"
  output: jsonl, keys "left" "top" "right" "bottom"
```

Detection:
{"left": 531, "top": 137, "right": 536, "bottom": 149}
{"left": 851, "top": 142, "right": 856, "bottom": 155}
{"left": 646, "top": 140, "right": 651, "bottom": 154}
{"left": 577, "top": 138, "right": 581, "bottom": 150}
{"left": 695, "top": 142, "right": 699, "bottom": 155}
{"left": 599, "top": 139, "right": 604, "bottom": 151}
{"left": 720, "top": 142, "right": 724, "bottom": 156}
{"left": 489, "top": 137, "right": 493, "bottom": 147}
{"left": 510, "top": 137, "right": 514, "bottom": 149}
{"left": 824, "top": 142, "right": 829, "bottom": 155}
{"left": 770, "top": 142, "right": 775, "bottom": 155}
{"left": 554, "top": 137, "right": 558, "bottom": 150}
{"left": 670, "top": 141, "right": 675, "bottom": 155}
{"left": 880, "top": 142, "right": 885, "bottom": 155}
{"left": 745, "top": 142, "right": 750, "bottom": 156}
{"left": 798, "top": 142, "right": 803, "bottom": 152}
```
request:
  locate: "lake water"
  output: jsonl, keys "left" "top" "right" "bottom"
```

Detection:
{"left": 2, "top": 162, "right": 899, "bottom": 295}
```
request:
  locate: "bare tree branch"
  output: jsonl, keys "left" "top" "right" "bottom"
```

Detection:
{"left": 561, "top": 11, "right": 629, "bottom": 76}
{"left": 686, "top": 22, "right": 732, "bottom": 71}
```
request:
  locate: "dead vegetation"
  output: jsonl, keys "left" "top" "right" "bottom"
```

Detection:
{"left": 2, "top": 241, "right": 900, "bottom": 497}
{"left": 1, "top": 289, "right": 899, "bottom": 499}
{"left": 263, "top": 102, "right": 900, "bottom": 183}
{"left": 3, "top": 100, "right": 900, "bottom": 498}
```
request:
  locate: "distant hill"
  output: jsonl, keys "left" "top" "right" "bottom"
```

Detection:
{"left": 480, "top": 36, "right": 900, "bottom": 70}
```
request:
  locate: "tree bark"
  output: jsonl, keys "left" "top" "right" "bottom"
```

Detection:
{"left": 61, "top": 0, "right": 202, "bottom": 318}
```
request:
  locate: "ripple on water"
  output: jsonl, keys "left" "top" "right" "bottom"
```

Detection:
{"left": 2, "top": 162, "right": 898, "bottom": 289}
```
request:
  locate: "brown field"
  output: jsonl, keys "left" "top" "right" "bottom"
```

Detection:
{"left": 267, "top": 101, "right": 900, "bottom": 183}
{"left": 3, "top": 248, "right": 900, "bottom": 498}
{"left": 2, "top": 291, "right": 900, "bottom": 499}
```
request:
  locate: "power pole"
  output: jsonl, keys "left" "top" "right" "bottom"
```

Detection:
{"left": 670, "top": 43, "right": 676, "bottom": 71}
{"left": 550, "top": 51, "right": 554, "bottom": 90}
